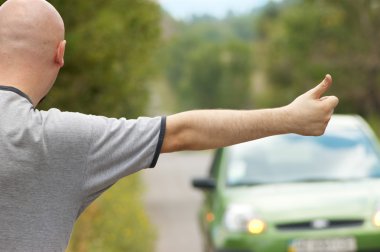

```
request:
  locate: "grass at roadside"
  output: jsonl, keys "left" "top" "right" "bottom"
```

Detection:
{"left": 66, "top": 173, "right": 156, "bottom": 252}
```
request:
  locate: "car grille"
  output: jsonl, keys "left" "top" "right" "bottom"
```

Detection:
{"left": 276, "top": 219, "right": 364, "bottom": 231}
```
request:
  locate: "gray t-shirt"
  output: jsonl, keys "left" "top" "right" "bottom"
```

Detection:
{"left": 0, "top": 87, "right": 166, "bottom": 252}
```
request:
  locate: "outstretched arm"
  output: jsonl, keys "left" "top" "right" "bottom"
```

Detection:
{"left": 161, "top": 75, "right": 339, "bottom": 153}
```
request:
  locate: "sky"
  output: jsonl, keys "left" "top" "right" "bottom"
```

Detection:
{"left": 158, "top": 0, "right": 271, "bottom": 20}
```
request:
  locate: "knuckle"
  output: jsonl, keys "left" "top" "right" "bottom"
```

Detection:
{"left": 333, "top": 96, "right": 339, "bottom": 103}
{"left": 330, "top": 96, "right": 339, "bottom": 107}
{"left": 317, "top": 102, "right": 329, "bottom": 113}
{"left": 322, "top": 104, "right": 331, "bottom": 113}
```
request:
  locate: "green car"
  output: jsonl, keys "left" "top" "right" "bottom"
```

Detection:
{"left": 193, "top": 115, "right": 380, "bottom": 252}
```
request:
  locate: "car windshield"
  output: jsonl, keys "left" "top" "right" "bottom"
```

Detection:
{"left": 226, "top": 129, "right": 380, "bottom": 187}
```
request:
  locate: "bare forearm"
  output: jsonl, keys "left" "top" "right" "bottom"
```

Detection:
{"left": 162, "top": 108, "right": 291, "bottom": 152}
{"left": 161, "top": 75, "right": 339, "bottom": 153}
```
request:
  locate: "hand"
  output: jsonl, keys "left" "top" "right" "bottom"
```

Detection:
{"left": 284, "top": 74, "right": 339, "bottom": 136}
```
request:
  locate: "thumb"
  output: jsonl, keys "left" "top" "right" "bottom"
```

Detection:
{"left": 308, "top": 74, "right": 333, "bottom": 99}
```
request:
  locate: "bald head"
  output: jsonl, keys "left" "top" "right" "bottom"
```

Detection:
{"left": 0, "top": 0, "right": 64, "bottom": 63}
{"left": 0, "top": 0, "right": 66, "bottom": 105}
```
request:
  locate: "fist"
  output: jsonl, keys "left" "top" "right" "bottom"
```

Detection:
{"left": 284, "top": 74, "right": 339, "bottom": 136}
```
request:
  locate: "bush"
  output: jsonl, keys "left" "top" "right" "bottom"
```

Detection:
{"left": 66, "top": 174, "right": 156, "bottom": 252}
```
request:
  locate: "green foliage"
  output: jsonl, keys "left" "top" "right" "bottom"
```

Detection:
{"left": 183, "top": 41, "right": 253, "bottom": 109}
{"left": 43, "top": 0, "right": 161, "bottom": 118}
{"left": 256, "top": 0, "right": 380, "bottom": 116}
{"left": 163, "top": 16, "right": 254, "bottom": 110}
{"left": 66, "top": 174, "right": 155, "bottom": 252}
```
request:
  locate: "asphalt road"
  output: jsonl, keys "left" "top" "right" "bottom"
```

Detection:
{"left": 142, "top": 151, "right": 213, "bottom": 252}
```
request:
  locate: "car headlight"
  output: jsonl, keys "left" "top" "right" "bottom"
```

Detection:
{"left": 247, "top": 219, "right": 266, "bottom": 234}
{"left": 373, "top": 208, "right": 380, "bottom": 227}
{"left": 224, "top": 204, "right": 266, "bottom": 234}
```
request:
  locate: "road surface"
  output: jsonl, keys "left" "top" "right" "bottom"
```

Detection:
{"left": 142, "top": 151, "right": 213, "bottom": 252}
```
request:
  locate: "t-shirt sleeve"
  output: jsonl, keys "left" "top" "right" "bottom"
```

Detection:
{"left": 82, "top": 115, "right": 166, "bottom": 202}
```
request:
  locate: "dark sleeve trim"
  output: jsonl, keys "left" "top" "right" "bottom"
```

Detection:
{"left": 149, "top": 116, "right": 167, "bottom": 168}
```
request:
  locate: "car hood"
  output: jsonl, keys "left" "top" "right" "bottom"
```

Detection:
{"left": 224, "top": 179, "right": 380, "bottom": 222}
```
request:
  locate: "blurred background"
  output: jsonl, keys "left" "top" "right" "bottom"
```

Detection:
{"left": 2, "top": 0, "right": 377, "bottom": 251}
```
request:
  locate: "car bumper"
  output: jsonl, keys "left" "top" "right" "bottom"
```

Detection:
{"left": 213, "top": 225, "right": 380, "bottom": 252}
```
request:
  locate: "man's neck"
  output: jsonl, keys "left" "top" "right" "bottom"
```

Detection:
{"left": 0, "top": 74, "right": 44, "bottom": 107}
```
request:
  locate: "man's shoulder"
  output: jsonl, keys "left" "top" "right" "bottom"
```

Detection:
{"left": 38, "top": 108, "right": 94, "bottom": 141}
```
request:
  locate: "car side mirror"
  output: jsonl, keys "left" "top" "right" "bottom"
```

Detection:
{"left": 192, "top": 178, "right": 216, "bottom": 190}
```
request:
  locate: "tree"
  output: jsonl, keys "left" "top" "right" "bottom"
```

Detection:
{"left": 182, "top": 41, "right": 253, "bottom": 109}
{"left": 43, "top": 0, "right": 161, "bottom": 118}
{"left": 163, "top": 16, "right": 254, "bottom": 109}
{"left": 256, "top": 0, "right": 380, "bottom": 117}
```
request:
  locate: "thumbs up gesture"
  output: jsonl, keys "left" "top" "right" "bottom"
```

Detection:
{"left": 284, "top": 74, "right": 339, "bottom": 136}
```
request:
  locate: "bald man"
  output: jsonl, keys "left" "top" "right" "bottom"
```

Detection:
{"left": 0, "top": 0, "right": 339, "bottom": 251}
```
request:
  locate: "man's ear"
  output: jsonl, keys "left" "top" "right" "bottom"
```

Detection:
{"left": 55, "top": 40, "right": 66, "bottom": 67}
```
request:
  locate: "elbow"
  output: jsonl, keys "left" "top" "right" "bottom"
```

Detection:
{"left": 161, "top": 130, "right": 190, "bottom": 153}
{"left": 161, "top": 114, "right": 190, "bottom": 153}
{"left": 160, "top": 114, "right": 200, "bottom": 153}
